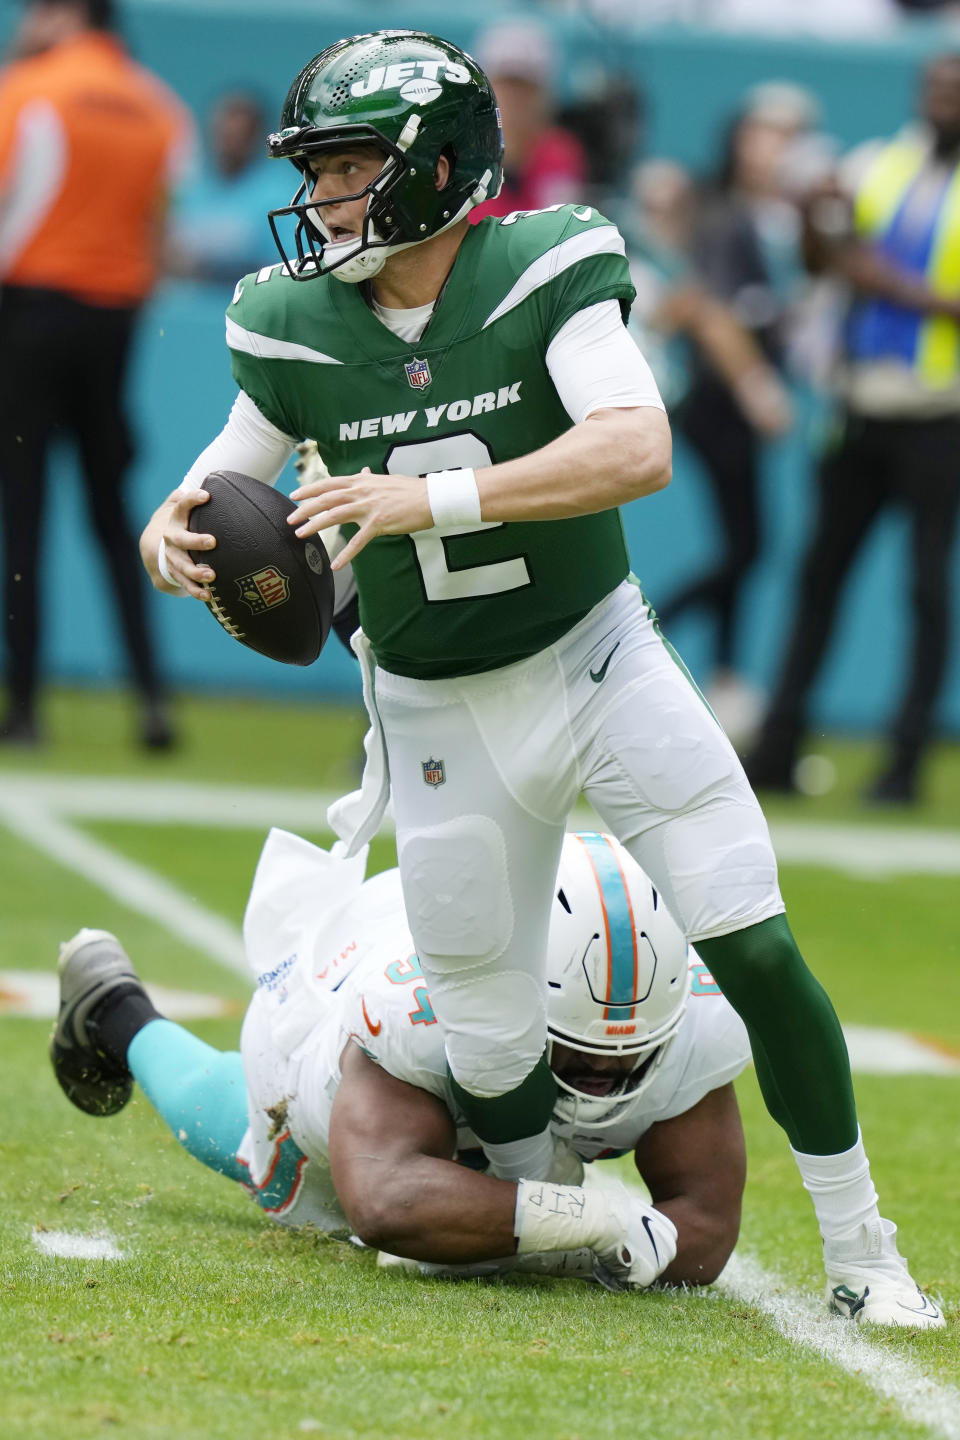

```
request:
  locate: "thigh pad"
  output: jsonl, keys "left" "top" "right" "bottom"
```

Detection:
{"left": 399, "top": 815, "right": 513, "bottom": 969}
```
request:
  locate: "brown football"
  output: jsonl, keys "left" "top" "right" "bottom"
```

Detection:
{"left": 188, "top": 470, "right": 334, "bottom": 666}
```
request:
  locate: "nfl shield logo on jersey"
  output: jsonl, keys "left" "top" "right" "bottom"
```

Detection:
{"left": 404, "top": 356, "right": 432, "bottom": 390}
{"left": 422, "top": 757, "right": 445, "bottom": 787}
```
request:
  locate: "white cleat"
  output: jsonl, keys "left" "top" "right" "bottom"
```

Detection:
{"left": 824, "top": 1217, "right": 945, "bottom": 1329}
{"left": 376, "top": 1251, "right": 423, "bottom": 1273}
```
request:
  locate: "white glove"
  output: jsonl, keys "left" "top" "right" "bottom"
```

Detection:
{"left": 294, "top": 439, "right": 349, "bottom": 565}
{"left": 544, "top": 1136, "right": 585, "bottom": 1186}
{"left": 294, "top": 437, "right": 331, "bottom": 486}
{"left": 593, "top": 1180, "right": 678, "bottom": 1290}
{"left": 515, "top": 1177, "right": 677, "bottom": 1291}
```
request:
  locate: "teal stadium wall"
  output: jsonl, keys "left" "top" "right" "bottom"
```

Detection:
{"left": 2, "top": 0, "right": 958, "bottom": 734}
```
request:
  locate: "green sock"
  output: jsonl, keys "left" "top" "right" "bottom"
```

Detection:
{"left": 696, "top": 913, "right": 858, "bottom": 1154}
{"left": 448, "top": 1053, "right": 557, "bottom": 1144}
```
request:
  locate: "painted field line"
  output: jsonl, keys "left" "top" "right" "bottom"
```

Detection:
{"left": 0, "top": 774, "right": 343, "bottom": 833}
{"left": 0, "top": 794, "right": 247, "bottom": 976}
{"left": 765, "top": 820, "right": 960, "bottom": 879}
{"left": 843, "top": 1025, "right": 960, "bottom": 1075}
{"left": 719, "top": 1252, "right": 960, "bottom": 1440}
{"left": 5, "top": 773, "right": 960, "bottom": 877}
{"left": 5, "top": 783, "right": 957, "bottom": 1426}
{"left": 0, "top": 971, "right": 235, "bottom": 1020}
{"left": 2, "top": 781, "right": 959, "bottom": 1077}
{"left": 32, "top": 1228, "right": 125, "bottom": 1261}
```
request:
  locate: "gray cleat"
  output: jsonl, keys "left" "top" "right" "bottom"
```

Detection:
{"left": 49, "top": 928, "right": 141, "bottom": 1116}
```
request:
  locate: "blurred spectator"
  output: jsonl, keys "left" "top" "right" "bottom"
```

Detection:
{"left": 166, "top": 89, "right": 279, "bottom": 286}
{"left": 470, "top": 18, "right": 586, "bottom": 220}
{"left": 557, "top": 71, "right": 645, "bottom": 212}
{"left": 0, "top": 0, "right": 192, "bottom": 747}
{"left": 626, "top": 157, "right": 791, "bottom": 427}
{"left": 547, "top": 0, "right": 901, "bottom": 31}
{"left": 706, "top": 0, "right": 900, "bottom": 30}
{"left": 745, "top": 53, "right": 960, "bottom": 804}
{"left": 653, "top": 83, "right": 813, "bottom": 739}
{"left": 895, "top": 1, "right": 960, "bottom": 13}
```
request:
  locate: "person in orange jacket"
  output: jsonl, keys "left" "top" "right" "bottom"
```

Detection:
{"left": 0, "top": 0, "right": 193, "bottom": 747}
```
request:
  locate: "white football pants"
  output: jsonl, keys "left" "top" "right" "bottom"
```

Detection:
{"left": 335, "top": 579, "right": 784, "bottom": 1101}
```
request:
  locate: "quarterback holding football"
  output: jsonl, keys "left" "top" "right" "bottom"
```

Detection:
{"left": 139, "top": 30, "right": 941, "bottom": 1325}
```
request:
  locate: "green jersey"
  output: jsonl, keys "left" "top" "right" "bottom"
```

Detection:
{"left": 227, "top": 205, "right": 636, "bottom": 679}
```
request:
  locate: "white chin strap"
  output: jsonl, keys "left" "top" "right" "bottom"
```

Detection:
{"left": 324, "top": 217, "right": 450, "bottom": 285}
{"left": 328, "top": 238, "right": 390, "bottom": 283}
{"left": 321, "top": 166, "right": 495, "bottom": 285}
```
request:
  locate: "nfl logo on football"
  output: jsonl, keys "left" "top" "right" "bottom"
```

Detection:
{"left": 404, "top": 356, "right": 432, "bottom": 390}
{"left": 236, "top": 566, "right": 290, "bottom": 615}
{"left": 422, "top": 757, "right": 445, "bottom": 787}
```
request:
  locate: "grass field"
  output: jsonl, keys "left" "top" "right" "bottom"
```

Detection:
{"left": 1, "top": 689, "right": 958, "bottom": 1440}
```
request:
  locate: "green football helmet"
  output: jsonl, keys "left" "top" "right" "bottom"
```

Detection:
{"left": 266, "top": 30, "right": 503, "bottom": 282}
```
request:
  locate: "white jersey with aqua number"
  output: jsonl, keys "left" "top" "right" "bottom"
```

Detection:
{"left": 238, "top": 830, "right": 751, "bottom": 1224}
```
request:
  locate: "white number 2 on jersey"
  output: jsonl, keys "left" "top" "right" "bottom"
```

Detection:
{"left": 384, "top": 434, "right": 531, "bottom": 603}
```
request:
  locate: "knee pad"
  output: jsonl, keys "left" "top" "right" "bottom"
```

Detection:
{"left": 441, "top": 971, "right": 547, "bottom": 1097}
{"left": 603, "top": 687, "right": 739, "bottom": 814}
{"left": 398, "top": 815, "right": 513, "bottom": 972}
{"left": 704, "top": 835, "right": 782, "bottom": 924}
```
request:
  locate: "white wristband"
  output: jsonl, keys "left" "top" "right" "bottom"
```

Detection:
{"left": 425, "top": 467, "right": 481, "bottom": 529}
{"left": 514, "top": 1180, "right": 620, "bottom": 1256}
{"left": 157, "top": 537, "right": 182, "bottom": 589}
{"left": 515, "top": 1178, "right": 677, "bottom": 1287}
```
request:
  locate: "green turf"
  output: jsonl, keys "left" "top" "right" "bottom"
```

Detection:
{"left": 1, "top": 690, "right": 958, "bottom": 1439}
{"left": 1, "top": 1019, "right": 956, "bottom": 1440}
{"left": 0, "top": 685, "right": 368, "bottom": 787}
{"left": 4, "top": 687, "right": 959, "bottom": 823}
{"left": 755, "top": 733, "right": 960, "bottom": 829}
{"left": 779, "top": 867, "right": 960, "bottom": 1048}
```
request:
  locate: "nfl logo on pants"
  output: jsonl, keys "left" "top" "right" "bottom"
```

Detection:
{"left": 422, "top": 757, "right": 445, "bottom": 787}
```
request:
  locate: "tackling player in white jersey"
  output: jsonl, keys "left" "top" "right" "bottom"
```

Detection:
{"left": 51, "top": 831, "right": 750, "bottom": 1290}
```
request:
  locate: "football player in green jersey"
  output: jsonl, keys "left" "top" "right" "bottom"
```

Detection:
{"left": 140, "top": 31, "right": 941, "bottom": 1325}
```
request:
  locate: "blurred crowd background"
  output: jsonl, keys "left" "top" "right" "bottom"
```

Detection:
{"left": 3, "top": 0, "right": 960, "bottom": 805}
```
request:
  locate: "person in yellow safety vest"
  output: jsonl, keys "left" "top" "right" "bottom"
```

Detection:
{"left": 745, "top": 51, "right": 960, "bottom": 807}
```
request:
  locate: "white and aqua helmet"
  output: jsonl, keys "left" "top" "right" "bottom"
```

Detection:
{"left": 266, "top": 30, "right": 503, "bottom": 282}
{"left": 547, "top": 832, "right": 690, "bottom": 1131}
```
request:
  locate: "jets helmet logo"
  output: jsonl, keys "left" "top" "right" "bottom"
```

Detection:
{"left": 350, "top": 60, "right": 471, "bottom": 100}
{"left": 236, "top": 567, "right": 290, "bottom": 614}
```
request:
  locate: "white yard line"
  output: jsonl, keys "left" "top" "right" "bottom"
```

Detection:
{"left": 0, "top": 793, "right": 247, "bottom": 976}
{"left": 4, "top": 772, "right": 960, "bottom": 877}
{"left": 3, "top": 777, "right": 960, "bottom": 1067}
{"left": 5, "top": 773, "right": 957, "bottom": 1424}
{"left": 32, "top": 1228, "right": 125, "bottom": 1261}
{"left": 766, "top": 820, "right": 960, "bottom": 878}
{"left": 0, "top": 774, "right": 343, "bottom": 833}
{"left": 0, "top": 971, "right": 233, "bottom": 1020}
{"left": 844, "top": 1024, "right": 960, "bottom": 1075}
{"left": 718, "top": 1252, "right": 960, "bottom": 1440}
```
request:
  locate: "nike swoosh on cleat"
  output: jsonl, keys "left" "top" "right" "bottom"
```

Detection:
{"left": 641, "top": 1215, "right": 660, "bottom": 1266}
{"left": 896, "top": 1294, "right": 942, "bottom": 1319}
{"left": 589, "top": 641, "right": 621, "bottom": 683}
